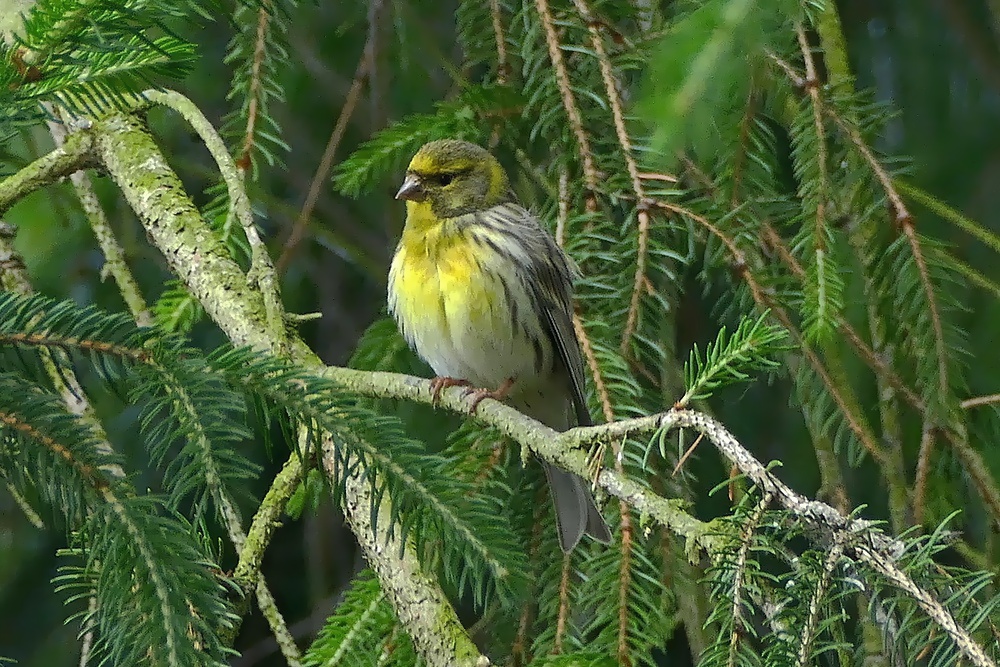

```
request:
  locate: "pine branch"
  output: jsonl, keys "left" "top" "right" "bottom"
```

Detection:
{"left": 224, "top": 0, "right": 295, "bottom": 174}
{"left": 678, "top": 312, "right": 787, "bottom": 407}
{"left": 532, "top": 0, "right": 599, "bottom": 195}
{"left": 0, "top": 125, "right": 94, "bottom": 214}
{"left": 87, "top": 110, "right": 488, "bottom": 667}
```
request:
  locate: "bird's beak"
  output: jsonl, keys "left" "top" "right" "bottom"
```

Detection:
{"left": 395, "top": 173, "right": 426, "bottom": 202}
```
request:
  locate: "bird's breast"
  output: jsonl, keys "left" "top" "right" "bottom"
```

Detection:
{"left": 388, "top": 225, "right": 548, "bottom": 388}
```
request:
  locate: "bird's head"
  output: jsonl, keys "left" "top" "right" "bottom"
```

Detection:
{"left": 396, "top": 140, "right": 512, "bottom": 218}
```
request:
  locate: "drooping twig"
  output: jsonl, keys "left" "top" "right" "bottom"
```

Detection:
{"left": 896, "top": 180, "right": 1000, "bottom": 255}
{"left": 796, "top": 540, "right": 845, "bottom": 667}
{"left": 489, "top": 0, "right": 509, "bottom": 83}
{"left": 731, "top": 493, "right": 772, "bottom": 665}
{"left": 532, "top": 0, "right": 600, "bottom": 197}
{"left": 831, "top": 104, "right": 951, "bottom": 413}
{"left": 760, "top": 223, "right": 922, "bottom": 409}
{"left": 276, "top": 0, "right": 385, "bottom": 274}
{"left": 237, "top": 4, "right": 272, "bottom": 171}
{"left": 553, "top": 553, "right": 571, "bottom": 653}
{"left": 774, "top": 52, "right": 952, "bottom": 416}
{"left": 568, "top": 0, "right": 650, "bottom": 356}
{"left": 795, "top": 22, "right": 831, "bottom": 312}
{"left": 962, "top": 393, "right": 1000, "bottom": 409}
{"left": 913, "top": 425, "right": 935, "bottom": 525}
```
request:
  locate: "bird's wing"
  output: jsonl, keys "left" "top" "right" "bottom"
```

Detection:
{"left": 532, "top": 237, "right": 593, "bottom": 429}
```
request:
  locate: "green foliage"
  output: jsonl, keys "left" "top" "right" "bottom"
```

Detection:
{"left": 0, "top": 355, "right": 237, "bottom": 663}
{"left": 56, "top": 499, "right": 238, "bottom": 666}
{"left": 0, "top": 0, "right": 201, "bottom": 131}
{"left": 639, "top": 0, "right": 795, "bottom": 161}
{"left": 681, "top": 311, "right": 788, "bottom": 405}
{"left": 153, "top": 279, "right": 206, "bottom": 333}
{"left": 222, "top": 0, "right": 296, "bottom": 174}
{"left": 4, "top": 0, "right": 1000, "bottom": 665}
{"left": 302, "top": 570, "right": 396, "bottom": 667}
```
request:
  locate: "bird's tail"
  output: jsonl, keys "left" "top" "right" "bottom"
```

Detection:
{"left": 543, "top": 461, "right": 612, "bottom": 553}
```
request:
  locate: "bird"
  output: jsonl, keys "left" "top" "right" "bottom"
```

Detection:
{"left": 387, "top": 138, "right": 611, "bottom": 552}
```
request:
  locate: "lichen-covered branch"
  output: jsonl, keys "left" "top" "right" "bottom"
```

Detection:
{"left": 47, "top": 114, "right": 152, "bottom": 326}
{"left": 87, "top": 112, "right": 484, "bottom": 667}
{"left": 325, "top": 365, "right": 994, "bottom": 667}
{"left": 0, "top": 128, "right": 94, "bottom": 216}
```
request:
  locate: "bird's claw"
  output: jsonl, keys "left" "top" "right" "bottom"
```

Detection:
{"left": 429, "top": 376, "right": 472, "bottom": 405}
{"left": 465, "top": 377, "right": 515, "bottom": 414}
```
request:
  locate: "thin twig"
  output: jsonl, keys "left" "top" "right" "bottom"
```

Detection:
{"left": 48, "top": 113, "right": 151, "bottom": 325}
{"left": 553, "top": 553, "right": 571, "bottom": 653}
{"left": 489, "top": 0, "right": 509, "bottom": 83}
{"left": 731, "top": 494, "right": 772, "bottom": 665}
{"left": 671, "top": 432, "right": 704, "bottom": 477}
{"left": 276, "top": 2, "right": 384, "bottom": 274}
{"left": 238, "top": 5, "right": 271, "bottom": 170}
{"left": 796, "top": 22, "right": 831, "bottom": 283}
{"left": 760, "top": 223, "right": 923, "bottom": 409}
{"left": 573, "top": 317, "right": 613, "bottom": 422}
{"left": 4, "top": 478, "right": 44, "bottom": 529}
{"left": 533, "top": 0, "right": 600, "bottom": 197}
{"left": 226, "top": 454, "right": 306, "bottom": 643}
{"left": 767, "top": 51, "right": 806, "bottom": 87}
{"left": 962, "top": 393, "right": 1000, "bottom": 409}
{"left": 796, "top": 540, "right": 845, "bottom": 667}
{"left": 568, "top": 0, "right": 650, "bottom": 355}
{"left": 776, "top": 53, "right": 951, "bottom": 412}
{"left": 556, "top": 168, "right": 568, "bottom": 246}
{"left": 78, "top": 596, "right": 97, "bottom": 666}
{"left": 913, "top": 425, "right": 935, "bottom": 525}
{"left": 896, "top": 179, "right": 1000, "bottom": 256}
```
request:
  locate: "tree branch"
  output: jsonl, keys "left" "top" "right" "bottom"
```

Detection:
{"left": 88, "top": 112, "right": 485, "bottom": 667}
{"left": 327, "top": 365, "right": 995, "bottom": 666}
{"left": 48, "top": 112, "right": 151, "bottom": 326}
{"left": 0, "top": 127, "right": 94, "bottom": 216}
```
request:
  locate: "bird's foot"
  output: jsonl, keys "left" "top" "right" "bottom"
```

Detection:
{"left": 429, "top": 376, "right": 472, "bottom": 405}
{"left": 466, "top": 377, "right": 516, "bottom": 414}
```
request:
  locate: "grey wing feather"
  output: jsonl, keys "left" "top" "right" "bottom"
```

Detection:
{"left": 533, "top": 239, "right": 593, "bottom": 428}
{"left": 503, "top": 204, "right": 611, "bottom": 551}
{"left": 539, "top": 301, "right": 592, "bottom": 427}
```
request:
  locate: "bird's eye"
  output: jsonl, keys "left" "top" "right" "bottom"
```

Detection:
{"left": 434, "top": 173, "right": 455, "bottom": 186}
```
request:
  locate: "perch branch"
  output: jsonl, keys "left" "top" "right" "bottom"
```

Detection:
{"left": 88, "top": 113, "right": 485, "bottom": 667}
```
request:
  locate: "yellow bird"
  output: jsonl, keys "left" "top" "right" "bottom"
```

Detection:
{"left": 388, "top": 139, "right": 611, "bottom": 552}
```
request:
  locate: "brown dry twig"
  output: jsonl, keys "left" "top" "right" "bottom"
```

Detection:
{"left": 532, "top": 0, "right": 600, "bottom": 200}
{"left": 568, "top": 0, "right": 651, "bottom": 357}
{"left": 276, "top": 0, "right": 385, "bottom": 273}
{"left": 237, "top": 5, "right": 272, "bottom": 171}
